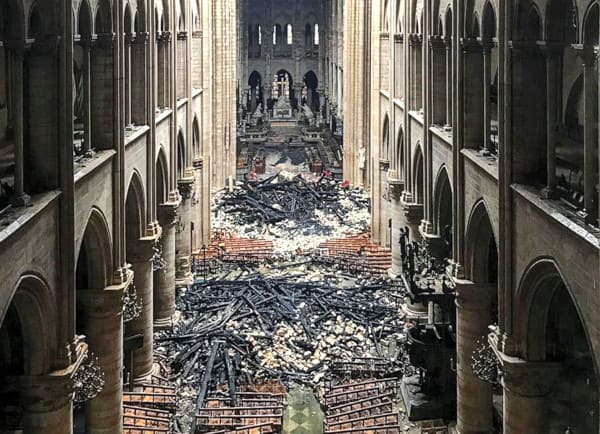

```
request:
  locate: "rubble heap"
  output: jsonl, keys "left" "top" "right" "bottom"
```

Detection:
{"left": 213, "top": 174, "right": 370, "bottom": 252}
{"left": 154, "top": 261, "right": 409, "bottom": 432}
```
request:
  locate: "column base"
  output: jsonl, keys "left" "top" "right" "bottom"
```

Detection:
{"left": 153, "top": 316, "right": 173, "bottom": 331}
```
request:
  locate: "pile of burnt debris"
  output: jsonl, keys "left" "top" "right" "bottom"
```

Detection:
{"left": 213, "top": 174, "right": 370, "bottom": 250}
{"left": 154, "top": 259, "right": 410, "bottom": 433}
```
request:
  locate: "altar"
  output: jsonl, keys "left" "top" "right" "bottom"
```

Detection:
{"left": 272, "top": 73, "right": 294, "bottom": 119}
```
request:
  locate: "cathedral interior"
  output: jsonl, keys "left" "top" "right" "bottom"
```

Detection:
{"left": 0, "top": 0, "right": 599, "bottom": 433}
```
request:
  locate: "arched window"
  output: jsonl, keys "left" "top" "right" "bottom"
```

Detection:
{"left": 286, "top": 23, "right": 293, "bottom": 44}
{"left": 314, "top": 23, "right": 319, "bottom": 45}
{"left": 273, "top": 25, "right": 277, "bottom": 44}
{"left": 258, "top": 24, "right": 262, "bottom": 45}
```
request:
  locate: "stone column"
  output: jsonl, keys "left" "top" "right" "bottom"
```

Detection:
{"left": 542, "top": 47, "right": 559, "bottom": 198}
{"left": 482, "top": 43, "right": 493, "bottom": 153}
{"left": 124, "top": 34, "right": 132, "bottom": 126}
{"left": 462, "top": 39, "right": 484, "bottom": 150}
{"left": 399, "top": 191, "right": 423, "bottom": 241}
{"left": 79, "top": 283, "right": 128, "bottom": 433}
{"left": 126, "top": 239, "right": 156, "bottom": 383}
{"left": 455, "top": 281, "right": 494, "bottom": 434}
{"left": 581, "top": 49, "right": 597, "bottom": 224}
{"left": 132, "top": 33, "right": 149, "bottom": 125}
{"left": 431, "top": 36, "right": 446, "bottom": 125}
{"left": 379, "top": 160, "right": 390, "bottom": 247}
{"left": 498, "top": 354, "right": 559, "bottom": 434}
{"left": 389, "top": 178, "right": 404, "bottom": 276}
{"left": 155, "top": 202, "right": 179, "bottom": 328}
{"left": 445, "top": 38, "right": 453, "bottom": 128}
{"left": 19, "top": 374, "right": 73, "bottom": 434}
{"left": 82, "top": 43, "right": 92, "bottom": 152}
{"left": 8, "top": 46, "right": 29, "bottom": 206}
{"left": 176, "top": 174, "right": 195, "bottom": 286}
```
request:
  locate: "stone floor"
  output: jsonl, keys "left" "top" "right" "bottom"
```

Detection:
{"left": 282, "top": 386, "right": 324, "bottom": 434}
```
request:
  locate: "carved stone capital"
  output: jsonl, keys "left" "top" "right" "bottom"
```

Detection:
{"left": 145, "top": 220, "right": 162, "bottom": 239}
{"left": 129, "top": 235, "right": 160, "bottom": 262}
{"left": 177, "top": 176, "right": 195, "bottom": 199}
{"left": 419, "top": 219, "right": 434, "bottom": 236}
{"left": 429, "top": 35, "right": 446, "bottom": 49}
{"left": 572, "top": 43, "right": 598, "bottom": 65}
{"left": 95, "top": 32, "right": 115, "bottom": 49}
{"left": 387, "top": 178, "right": 404, "bottom": 201}
{"left": 193, "top": 157, "right": 203, "bottom": 170}
{"left": 133, "top": 31, "right": 150, "bottom": 45}
{"left": 453, "top": 279, "right": 494, "bottom": 312}
{"left": 461, "top": 37, "right": 483, "bottom": 53}
{"left": 495, "top": 351, "right": 560, "bottom": 397}
{"left": 158, "top": 201, "right": 179, "bottom": 226}
{"left": 379, "top": 159, "right": 390, "bottom": 171}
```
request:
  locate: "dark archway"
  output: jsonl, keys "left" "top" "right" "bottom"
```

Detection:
{"left": 546, "top": 0, "right": 578, "bottom": 43}
{"left": 381, "top": 114, "right": 390, "bottom": 161}
{"left": 584, "top": 2, "right": 599, "bottom": 46}
{"left": 396, "top": 129, "right": 404, "bottom": 178}
{"left": 517, "top": 260, "right": 599, "bottom": 433}
{"left": 0, "top": 275, "right": 56, "bottom": 431}
{"left": 156, "top": 149, "right": 168, "bottom": 206}
{"left": 413, "top": 146, "right": 424, "bottom": 204}
{"left": 433, "top": 167, "right": 452, "bottom": 254}
{"left": 192, "top": 117, "right": 200, "bottom": 158}
{"left": 303, "top": 70, "right": 319, "bottom": 113}
{"left": 271, "top": 69, "right": 295, "bottom": 109}
{"left": 248, "top": 71, "right": 263, "bottom": 113}
{"left": 177, "top": 130, "right": 185, "bottom": 180}
{"left": 74, "top": 208, "right": 113, "bottom": 432}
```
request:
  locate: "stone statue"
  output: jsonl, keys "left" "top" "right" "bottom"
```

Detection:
{"left": 358, "top": 145, "right": 366, "bottom": 170}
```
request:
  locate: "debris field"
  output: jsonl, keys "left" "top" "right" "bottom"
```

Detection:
{"left": 148, "top": 173, "right": 426, "bottom": 434}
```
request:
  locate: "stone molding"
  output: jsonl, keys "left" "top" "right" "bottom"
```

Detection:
{"left": 177, "top": 175, "right": 196, "bottom": 199}
{"left": 158, "top": 200, "right": 180, "bottom": 226}
{"left": 453, "top": 279, "right": 494, "bottom": 312}
{"left": 494, "top": 349, "right": 560, "bottom": 397}
{"left": 387, "top": 177, "right": 404, "bottom": 201}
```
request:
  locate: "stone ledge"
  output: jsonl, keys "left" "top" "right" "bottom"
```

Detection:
{"left": 461, "top": 148, "right": 499, "bottom": 180}
{"left": 0, "top": 190, "right": 61, "bottom": 245}
{"left": 511, "top": 183, "right": 600, "bottom": 249}
{"left": 74, "top": 150, "right": 116, "bottom": 184}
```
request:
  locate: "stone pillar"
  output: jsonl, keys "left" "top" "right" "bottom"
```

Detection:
{"left": 19, "top": 374, "right": 73, "bottom": 434}
{"left": 431, "top": 36, "right": 446, "bottom": 125}
{"left": 79, "top": 284, "right": 128, "bottom": 433}
{"left": 389, "top": 178, "right": 404, "bottom": 276}
{"left": 482, "top": 44, "right": 493, "bottom": 153}
{"left": 400, "top": 191, "right": 423, "bottom": 241}
{"left": 124, "top": 35, "right": 132, "bottom": 126}
{"left": 498, "top": 354, "right": 559, "bottom": 434}
{"left": 176, "top": 173, "right": 195, "bottom": 285}
{"left": 455, "top": 281, "right": 494, "bottom": 434}
{"left": 132, "top": 33, "right": 149, "bottom": 125}
{"left": 379, "top": 160, "right": 390, "bottom": 247}
{"left": 462, "top": 39, "right": 484, "bottom": 150}
{"left": 543, "top": 48, "right": 559, "bottom": 198}
{"left": 126, "top": 240, "right": 156, "bottom": 383}
{"left": 581, "top": 49, "right": 597, "bottom": 224}
{"left": 82, "top": 43, "right": 92, "bottom": 152}
{"left": 445, "top": 39, "right": 453, "bottom": 128}
{"left": 155, "top": 202, "right": 179, "bottom": 328}
{"left": 9, "top": 47, "right": 29, "bottom": 206}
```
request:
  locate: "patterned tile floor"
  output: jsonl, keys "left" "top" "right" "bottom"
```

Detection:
{"left": 282, "top": 385, "right": 324, "bottom": 434}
